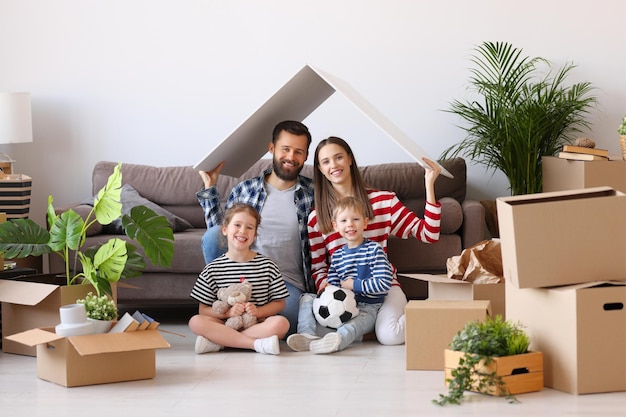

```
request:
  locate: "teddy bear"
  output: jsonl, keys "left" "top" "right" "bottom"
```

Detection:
{"left": 212, "top": 278, "right": 258, "bottom": 331}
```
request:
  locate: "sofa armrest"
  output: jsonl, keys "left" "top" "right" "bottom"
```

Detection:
{"left": 461, "top": 199, "right": 485, "bottom": 248}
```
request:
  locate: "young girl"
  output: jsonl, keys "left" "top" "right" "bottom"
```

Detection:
{"left": 298, "top": 136, "right": 442, "bottom": 346}
{"left": 188, "top": 203, "right": 290, "bottom": 355}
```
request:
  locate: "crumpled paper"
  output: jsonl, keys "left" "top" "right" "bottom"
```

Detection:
{"left": 446, "top": 239, "right": 503, "bottom": 284}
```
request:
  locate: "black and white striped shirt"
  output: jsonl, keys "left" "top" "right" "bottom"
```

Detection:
{"left": 190, "top": 253, "right": 289, "bottom": 307}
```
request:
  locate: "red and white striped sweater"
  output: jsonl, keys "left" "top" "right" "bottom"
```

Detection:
{"left": 308, "top": 189, "right": 441, "bottom": 291}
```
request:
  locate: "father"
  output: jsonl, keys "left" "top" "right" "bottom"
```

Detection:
{"left": 196, "top": 120, "right": 315, "bottom": 336}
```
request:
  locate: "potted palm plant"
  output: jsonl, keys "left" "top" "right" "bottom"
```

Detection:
{"left": 0, "top": 162, "right": 175, "bottom": 298}
{"left": 442, "top": 41, "right": 598, "bottom": 195}
{"left": 440, "top": 41, "right": 597, "bottom": 237}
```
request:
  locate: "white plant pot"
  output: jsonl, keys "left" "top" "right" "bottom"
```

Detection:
{"left": 88, "top": 318, "right": 114, "bottom": 333}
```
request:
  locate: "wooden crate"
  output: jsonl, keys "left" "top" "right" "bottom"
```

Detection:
{"left": 444, "top": 349, "right": 544, "bottom": 396}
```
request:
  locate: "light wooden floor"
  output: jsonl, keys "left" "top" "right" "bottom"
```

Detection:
{"left": 1, "top": 308, "right": 625, "bottom": 417}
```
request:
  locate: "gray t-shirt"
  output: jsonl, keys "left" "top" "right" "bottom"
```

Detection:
{"left": 252, "top": 182, "right": 304, "bottom": 290}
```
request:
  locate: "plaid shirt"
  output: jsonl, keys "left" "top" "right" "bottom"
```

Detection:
{"left": 196, "top": 168, "right": 315, "bottom": 292}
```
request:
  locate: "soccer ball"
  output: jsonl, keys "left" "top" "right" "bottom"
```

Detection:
{"left": 313, "top": 285, "right": 359, "bottom": 329}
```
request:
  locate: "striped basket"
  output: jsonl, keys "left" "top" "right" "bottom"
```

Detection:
{"left": 0, "top": 174, "right": 32, "bottom": 219}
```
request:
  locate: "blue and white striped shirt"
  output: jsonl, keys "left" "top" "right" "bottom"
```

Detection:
{"left": 327, "top": 239, "right": 393, "bottom": 304}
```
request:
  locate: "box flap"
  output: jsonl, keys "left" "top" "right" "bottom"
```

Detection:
{"left": 5, "top": 327, "right": 65, "bottom": 346}
{"left": 402, "top": 273, "right": 472, "bottom": 285}
{"left": 550, "top": 280, "right": 626, "bottom": 291}
{"left": 497, "top": 186, "right": 621, "bottom": 206}
{"left": 407, "top": 299, "right": 492, "bottom": 316}
{"left": 68, "top": 330, "right": 171, "bottom": 355}
{"left": 0, "top": 280, "right": 59, "bottom": 305}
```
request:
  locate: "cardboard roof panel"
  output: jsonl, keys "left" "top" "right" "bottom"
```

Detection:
{"left": 194, "top": 65, "right": 452, "bottom": 178}
{"left": 193, "top": 65, "right": 334, "bottom": 177}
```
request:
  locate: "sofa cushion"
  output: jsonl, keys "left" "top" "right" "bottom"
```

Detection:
{"left": 102, "top": 184, "right": 194, "bottom": 234}
{"left": 439, "top": 197, "right": 463, "bottom": 234}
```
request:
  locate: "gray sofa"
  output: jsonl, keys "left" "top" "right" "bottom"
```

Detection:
{"left": 49, "top": 158, "right": 484, "bottom": 306}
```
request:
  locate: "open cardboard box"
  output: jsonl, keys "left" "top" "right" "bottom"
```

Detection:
{"left": 497, "top": 186, "right": 626, "bottom": 289}
{"left": 402, "top": 273, "right": 505, "bottom": 319}
{"left": 505, "top": 280, "right": 626, "bottom": 394}
{"left": 0, "top": 276, "right": 114, "bottom": 356}
{"left": 7, "top": 327, "right": 170, "bottom": 387}
{"left": 404, "top": 299, "right": 491, "bottom": 370}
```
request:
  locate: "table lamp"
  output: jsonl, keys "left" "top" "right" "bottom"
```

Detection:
{"left": 0, "top": 92, "right": 33, "bottom": 219}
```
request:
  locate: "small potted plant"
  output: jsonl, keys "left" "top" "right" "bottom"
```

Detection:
{"left": 433, "top": 315, "right": 543, "bottom": 406}
{"left": 618, "top": 115, "right": 626, "bottom": 160}
{"left": 76, "top": 292, "right": 118, "bottom": 333}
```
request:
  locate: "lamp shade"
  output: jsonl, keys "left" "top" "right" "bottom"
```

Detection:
{"left": 0, "top": 92, "right": 33, "bottom": 144}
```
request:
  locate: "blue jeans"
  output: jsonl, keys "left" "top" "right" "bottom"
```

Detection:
{"left": 282, "top": 282, "right": 303, "bottom": 337}
{"left": 201, "top": 226, "right": 227, "bottom": 264}
{"left": 201, "top": 225, "right": 301, "bottom": 338}
{"left": 297, "top": 292, "right": 380, "bottom": 351}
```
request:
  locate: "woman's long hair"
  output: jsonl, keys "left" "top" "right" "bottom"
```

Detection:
{"left": 313, "top": 137, "right": 374, "bottom": 234}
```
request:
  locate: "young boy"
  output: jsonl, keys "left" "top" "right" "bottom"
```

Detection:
{"left": 287, "top": 196, "right": 393, "bottom": 354}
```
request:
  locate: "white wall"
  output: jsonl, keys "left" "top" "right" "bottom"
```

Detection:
{"left": 1, "top": 0, "right": 625, "bottom": 225}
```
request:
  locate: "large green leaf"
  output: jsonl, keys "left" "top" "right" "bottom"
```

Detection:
{"left": 121, "top": 244, "right": 147, "bottom": 279}
{"left": 122, "top": 205, "right": 174, "bottom": 266}
{"left": 48, "top": 209, "right": 84, "bottom": 252}
{"left": 0, "top": 219, "right": 50, "bottom": 258}
{"left": 93, "top": 162, "right": 123, "bottom": 225}
{"left": 92, "top": 238, "right": 127, "bottom": 282}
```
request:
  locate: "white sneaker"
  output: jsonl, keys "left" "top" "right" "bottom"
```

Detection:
{"left": 310, "top": 332, "right": 342, "bottom": 354}
{"left": 254, "top": 335, "right": 280, "bottom": 355}
{"left": 286, "top": 333, "right": 319, "bottom": 352}
{"left": 195, "top": 336, "right": 223, "bottom": 354}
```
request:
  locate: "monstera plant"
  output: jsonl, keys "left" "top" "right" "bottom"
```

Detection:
{"left": 0, "top": 162, "right": 174, "bottom": 297}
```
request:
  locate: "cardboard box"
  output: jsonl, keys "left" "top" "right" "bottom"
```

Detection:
{"left": 405, "top": 300, "right": 491, "bottom": 370}
{"left": 6, "top": 327, "right": 170, "bottom": 387}
{"left": 0, "top": 278, "right": 99, "bottom": 356}
{"left": 542, "top": 156, "right": 626, "bottom": 193}
{"left": 497, "top": 187, "right": 626, "bottom": 289}
{"left": 444, "top": 349, "right": 544, "bottom": 395}
{"left": 506, "top": 280, "right": 626, "bottom": 394}
{"left": 402, "top": 273, "right": 505, "bottom": 319}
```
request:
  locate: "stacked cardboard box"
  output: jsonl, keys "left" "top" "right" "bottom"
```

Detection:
{"left": 497, "top": 186, "right": 626, "bottom": 394}
{"left": 404, "top": 299, "right": 491, "bottom": 370}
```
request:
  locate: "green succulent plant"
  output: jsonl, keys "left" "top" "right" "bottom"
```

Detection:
{"left": 0, "top": 162, "right": 174, "bottom": 297}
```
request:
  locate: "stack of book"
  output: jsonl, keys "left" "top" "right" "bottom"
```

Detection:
{"left": 108, "top": 310, "right": 160, "bottom": 333}
{"left": 558, "top": 145, "right": 609, "bottom": 161}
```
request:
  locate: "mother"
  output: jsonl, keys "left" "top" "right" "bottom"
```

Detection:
{"left": 293, "top": 136, "right": 441, "bottom": 346}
